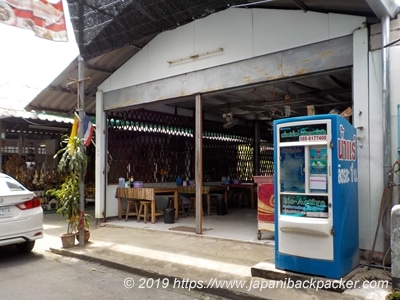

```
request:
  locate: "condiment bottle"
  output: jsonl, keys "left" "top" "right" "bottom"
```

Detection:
{"left": 130, "top": 176, "right": 134, "bottom": 187}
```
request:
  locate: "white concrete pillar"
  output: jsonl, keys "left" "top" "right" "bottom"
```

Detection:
{"left": 95, "top": 90, "right": 106, "bottom": 222}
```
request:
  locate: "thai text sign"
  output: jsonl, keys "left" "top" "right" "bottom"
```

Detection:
{"left": 280, "top": 194, "right": 329, "bottom": 218}
{"left": 279, "top": 124, "right": 327, "bottom": 143}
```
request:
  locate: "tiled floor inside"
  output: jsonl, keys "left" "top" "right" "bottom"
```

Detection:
{"left": 104, "top": 207, "right": 275, "bottom": 246}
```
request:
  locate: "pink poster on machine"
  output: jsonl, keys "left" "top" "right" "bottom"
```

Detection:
{"left": 254, "top": 176, "right": 274, "bottom": 239}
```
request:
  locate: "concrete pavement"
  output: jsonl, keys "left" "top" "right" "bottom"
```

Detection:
{"left": 40, "top": 211, "right": 391, "bottom": 300}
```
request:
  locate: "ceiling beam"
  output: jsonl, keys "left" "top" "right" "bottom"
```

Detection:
{"left": 86, "top": 64, "right": 114, "bottom": 74}
{"left": 203, "top": 87, "right": 351, "bottom": 112}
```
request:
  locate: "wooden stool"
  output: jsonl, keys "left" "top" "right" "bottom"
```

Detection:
{"left": 137, "top": 200, "right": 151, "bottom": 223}
{"left": 188, "top": 197, "right": 203, "bottom": 216}
{"left": 207, "top": 195, "right": 218, "bottom": 215}
{"left": 125, "top": 200, "right": 139, "bottom": 221}
{"left": 237, "top": 192, "right": 249, "bottom": 208}
{"left": 189, "top": 197, "right": 196, "bottom": 216}
{"left": 178, "top": 198, "right": 187, "bottom": 217}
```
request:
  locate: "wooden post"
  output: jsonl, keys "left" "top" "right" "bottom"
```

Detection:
{"left": 195, "top": 94, "right": 203, "bottom": 234}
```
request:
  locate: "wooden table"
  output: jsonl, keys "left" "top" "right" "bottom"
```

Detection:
{"left": 178, "top": 185, "right": 227, "bottom": 215}
{"left": 115, "top": 187, "right": 178, "bottom": 224}
{"left": 224, "top": 183, "right": 257, "bottom": 209}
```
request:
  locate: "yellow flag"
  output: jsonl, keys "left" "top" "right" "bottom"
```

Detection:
{"left": 68, "top": 116, "right": 79, "bottom": 154}
{"left": 70, "top": 116, "right": 78, "bottom": 139}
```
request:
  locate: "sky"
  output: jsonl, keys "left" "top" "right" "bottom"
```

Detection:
{"left": 0, "top": 0, "right": 79, "bottom": 114}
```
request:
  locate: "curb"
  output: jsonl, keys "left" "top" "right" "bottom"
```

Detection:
{"left": 50, "top": 247, "right": 268, "bottom": 300}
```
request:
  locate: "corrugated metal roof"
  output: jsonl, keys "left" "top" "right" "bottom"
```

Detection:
{"left": 25, "top": 41, "right": 149, "bottom": 117}
{"left": 1, "top": 112, "right": 74, "bottom": 139}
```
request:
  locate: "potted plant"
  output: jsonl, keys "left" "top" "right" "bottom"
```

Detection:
{"left": 74, "top": 210, "right": 91, "bottom": 243}
{"left": 387, "top": 289, "right": 400, "bottom": 300}
{"left": 46, "top": 135, "right": 88, "bottom": 248}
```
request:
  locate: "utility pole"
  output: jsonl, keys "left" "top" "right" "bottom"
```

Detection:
{"left": 78, "top": 55, "right": 85, "bottom": 247}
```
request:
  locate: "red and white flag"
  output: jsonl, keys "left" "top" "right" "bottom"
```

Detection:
{"left": 69, "top": 114, "right": 94, "bottom": 147}
{"left": 82, "top": 115, "right": 94, "bottom": 147}
{"left": 0, "top": 0, "right": 68, "bottom": 42}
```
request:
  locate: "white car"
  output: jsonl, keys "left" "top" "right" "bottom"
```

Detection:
{"left": 0, "top": 173, "right": 43, "bottom": 253}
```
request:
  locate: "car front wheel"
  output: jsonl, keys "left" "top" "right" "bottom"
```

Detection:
{"left": 16, "top": 241, "right": 35, "bottom": 253}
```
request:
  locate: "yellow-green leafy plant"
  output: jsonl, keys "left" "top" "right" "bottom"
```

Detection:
{"left": 46, "top": 135, "right": 89, "bottom": 234}
{"left": 388, "top": 289, "right": 400, "bottom": 300}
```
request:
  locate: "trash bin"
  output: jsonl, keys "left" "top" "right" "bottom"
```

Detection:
{"left": 164, "top": 207, "right": 176, "bottom": 224}
{"left": 216, "top": 199, "right": 227, "bottom": 215}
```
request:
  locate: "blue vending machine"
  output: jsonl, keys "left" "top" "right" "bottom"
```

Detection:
{"left": 273, "top": 114, "right": 359, "bottom": 279}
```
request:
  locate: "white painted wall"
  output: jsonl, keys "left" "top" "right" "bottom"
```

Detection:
{"left": 355, "top": 43, "right": 400, "bottom": 253}
{"left": 99, "top": 9, "right": 365, "bottom": 92}
{"left": 361, "top": 15, "right": 400, "bottom": 253}
{"left": 353, "top": 28, "right": 373, "bottom": 251}
{"left": 106, "top": 185, "right": 118, "bottom": 217}
{"left": 368, "top": 50, "right": 385, "bottom": 252}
